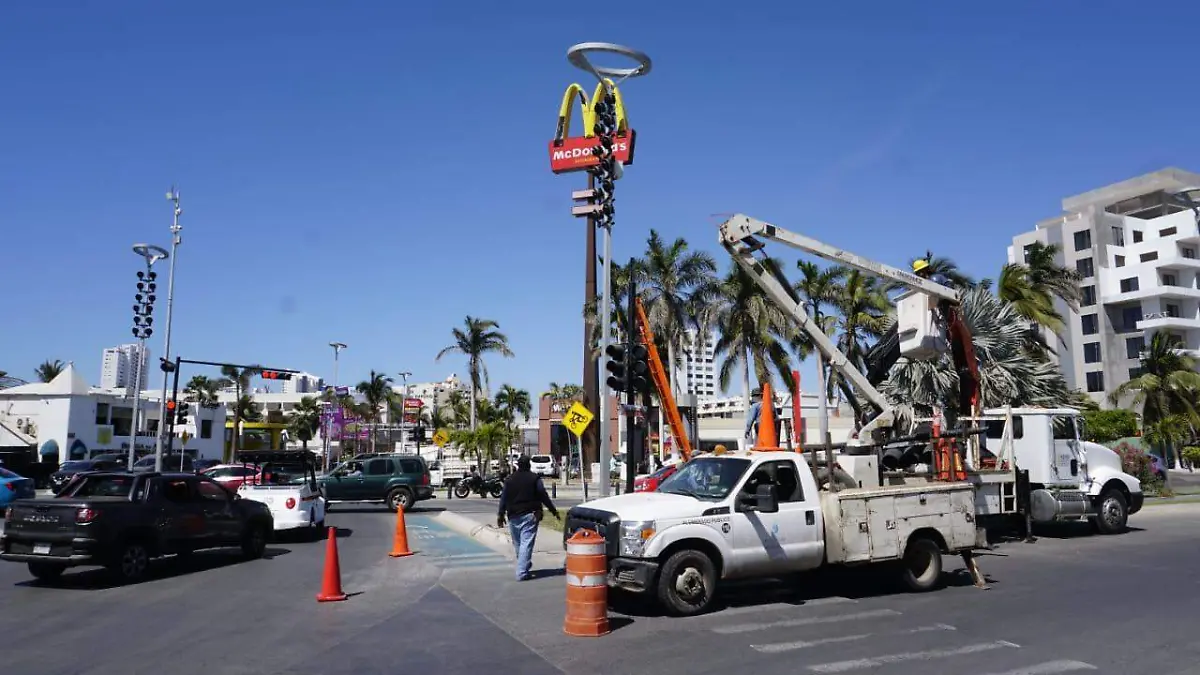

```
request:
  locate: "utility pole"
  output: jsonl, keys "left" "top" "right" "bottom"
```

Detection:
{"left": 154, "top": 187, "right": 182, "bottom": 472}
{"left": 398, "top": 371, "right": 411, "bottom": 452}
{"left": 129, "top": 244, "right": 168, "bottom": 470}
{"left": 327, "top": 342, "right": 347, "bottom": 468}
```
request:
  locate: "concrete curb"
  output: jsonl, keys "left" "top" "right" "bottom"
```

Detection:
{"left": 1143, "top": 496, "right": 1200, "bottom": 507}
{"left": 430, "top": 511, "right": 564, "bottom": 559}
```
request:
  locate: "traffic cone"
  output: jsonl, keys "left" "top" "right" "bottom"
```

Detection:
{"left": 388, "top": 505, "right": 414, "bottom": 558}
{"left": 754, "top": 382, "right": 781, "bottom": 451}
{"left": 316, "top": 526, "right": 347, "bottom": 602}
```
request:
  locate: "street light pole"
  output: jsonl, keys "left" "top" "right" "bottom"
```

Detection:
{"left": 129, "top": 244, "right": 169, "bottom": 471}
{"left": 398, "top": 371, "right": 411, "bottom": 452}
{"left": 153, "top": 187, "right": 183, "bottom": 472}
{"left": 327, "top": 342, "right": 346, "bottom": 467}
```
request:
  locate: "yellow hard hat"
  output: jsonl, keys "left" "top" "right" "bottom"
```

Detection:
{"left": 713, "top": 444, "right": 727, "bottom": 455}
{"left": 912, "top": 259, "right": 931, "bottom": 274}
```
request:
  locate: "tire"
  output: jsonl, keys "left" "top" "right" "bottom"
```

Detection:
{"left": 241, "top": 522, "right": 269, "bottom": 559}
{"left": 453, "top": 483, "right": 470, "bottom": 499}
{"left": 387, "top": 487, "right": 414, "bottom": 512}
{"left": 27, "top": 562, "right": 65, "bottom": 582}
{"left": 108, "top": 542, "right": 151, "bottom": 583}
{"left": 656, "top": 549, "right": 717, "bottom": 616}
{"left": 900, "top": 537, "right": 943, "bottom": 592}
{"left": 489, "top": 485, "right": 502, "bottom": 498}
{"left": 1092, "top": 488, "right": 1128, "bottom": 535}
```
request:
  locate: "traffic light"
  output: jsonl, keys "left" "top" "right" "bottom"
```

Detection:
{"left": 629, "top": 343, "right": 650, "bottom": 393}
{"left": 261, "top": 370, "right": 293, "bottom": 381}
{"left": 165, "top": 399, "right": 176, "bottom": 424}
{"left": 176, "top": 400, "right": 190, "bottom": 425}
{"left": 605, "top": 343, "right": 628, "bottom": 393}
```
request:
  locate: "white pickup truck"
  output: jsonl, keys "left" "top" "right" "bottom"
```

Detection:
{"left": 565, "top": 450, "right": 983, "bottom": 616}
{"left": 234, "top": 451, "right": 326, "bottom": 539}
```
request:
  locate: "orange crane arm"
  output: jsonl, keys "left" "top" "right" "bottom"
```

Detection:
{"left": 635, "top": 298, "right": 694, "bottom": 461}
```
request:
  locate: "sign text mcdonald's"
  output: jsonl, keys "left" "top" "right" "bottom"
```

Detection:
{"left": 548, "top": 80, "right": 636, "bottom": 174}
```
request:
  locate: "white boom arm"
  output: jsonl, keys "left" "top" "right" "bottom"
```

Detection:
{"left": 718, "top": 214, "right": 960, "bottom": 443}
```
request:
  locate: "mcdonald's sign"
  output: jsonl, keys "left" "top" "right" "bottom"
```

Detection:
{"left": 548, "top": 79, "right": 636, "bottom": 174}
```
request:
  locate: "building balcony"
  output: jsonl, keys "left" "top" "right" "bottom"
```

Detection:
{"left": 1137, "top": 314, "right": 1200, "bottom": 331}
{"left": 1102, "top": 284, "right": 1200, "bottom": 305}
{"left": 1156, "top": 254, "right": 1200, "bottom": 270}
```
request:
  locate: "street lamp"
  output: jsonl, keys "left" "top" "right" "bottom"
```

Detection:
{"left": 129, "top": 243, "right": 169, "bottom": 470}
{"left": 398, "top": 371, "right": 411, "bottom": 452}
{"left": 566, "top": 42, "right": 651, "bottom": 497}
{"left": 153, "top": 187, "right": 183, "bottom": 472}
{"left": 324, "top": 342, "right": 347, "bottom": 469}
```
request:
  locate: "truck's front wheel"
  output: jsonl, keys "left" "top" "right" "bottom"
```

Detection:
{"left": 1092, "top": 488, "right": 1128, "bottom": 535}
{"left": 657, "top": 549, "right": 716, "bottom": 616}
{"left": 900, "top": 537, "right": 943, "bottom": 592}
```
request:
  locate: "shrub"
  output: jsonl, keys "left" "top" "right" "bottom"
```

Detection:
{"left": 1182, "top": 446, "right": 1200, "bottom": 467}
{"left": 1082, "top": 409, "right": 1139, "bottom": 444}
{"left": 1112, "top": 440, "right": 1156, "bottom": 487}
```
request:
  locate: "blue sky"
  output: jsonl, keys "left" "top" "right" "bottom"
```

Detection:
{"left": 5, "top": 1, "right": 1200, "bottom": 399}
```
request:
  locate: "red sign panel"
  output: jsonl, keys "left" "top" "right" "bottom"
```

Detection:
{"left": 403, "top": 398, "right": 423, "bottom": 409}
{"left": 548, "top": 130, "right": 636, "bottom": 175}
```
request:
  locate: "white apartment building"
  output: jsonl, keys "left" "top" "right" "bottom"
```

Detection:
{"left": 674, "top": 329, "right": 718, "bottom": 400}
{"left": 390, "top": 374, "right": 470, "bottom": 418}
{"left": 100, "top": 343, "right": 150, "bottom": 393}
{"left": 1009, "top": 167, "right": 1200, "bottom": 405}
{"left": 281, "top": 372, "right": 323, "bottom": 394}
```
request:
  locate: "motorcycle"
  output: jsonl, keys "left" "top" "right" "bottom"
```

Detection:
{"left": 454, "top": 474, "right": 503, "bottom": 499}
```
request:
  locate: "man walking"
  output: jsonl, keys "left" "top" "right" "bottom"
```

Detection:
{"left": 497, "top": 455, "right": 559, "bottom": 581}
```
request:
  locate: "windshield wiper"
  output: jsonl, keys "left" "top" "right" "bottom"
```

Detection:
{"left": 663, "top": 488, "right": 703, "bottom": 499}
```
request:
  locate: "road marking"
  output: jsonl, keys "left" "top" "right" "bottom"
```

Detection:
{"left": 752, "top": 624, "right": 955, "bottom": 654}
{"left": 808, "top": 640, "right": 1021, "bottom": 672}
{"left": 977, "top": 661, "right": 1097, "bottom": 675}
{"left": 714, "top": 596, "right": 857, "bottom": 617}
{"left": 426, "top": 552, "right": 503, "bottom": 561}
{"left": 712, "top": 609, "right": 901, "bottom": 635}
{"left": 440, "top": 563, "right": 515, "bottom": 573}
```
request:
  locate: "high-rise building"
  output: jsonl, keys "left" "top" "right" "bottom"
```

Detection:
{"left": 100, "top": 343, "right": 150, "bottom": 393}
{"left": 281, "top": 372, "right": 323, "bottom": 394}
{"left": 1008, "top": 167, "right": 1200, "bottom": 406}
{"left": 675, "top": 329, "right": 718, "bottom": 400}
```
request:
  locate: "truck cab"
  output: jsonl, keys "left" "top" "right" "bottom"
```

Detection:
{"left": 984, "top": 408, "right": 1143, "bottom": 533}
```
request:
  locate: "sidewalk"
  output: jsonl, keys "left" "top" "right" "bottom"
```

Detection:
{"left": 432, "top": 509, "right": 566, "bottom": 571}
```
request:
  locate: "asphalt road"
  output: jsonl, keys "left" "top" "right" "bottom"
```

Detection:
{"left": 1, "top": 500, "right": 1197, "bottom": 675}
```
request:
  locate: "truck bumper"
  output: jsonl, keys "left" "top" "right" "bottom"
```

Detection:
{"left": 608, "top": 556, "right": 659, "bottom": 593}
{"left": 0, "top": 535, "right": 103, "bottom": 567}
{"left": 1129, "top": 492, "right": 1144, "bottom": 515}
{"left": 415, "top": 487, "right": 435, "bottom": 501}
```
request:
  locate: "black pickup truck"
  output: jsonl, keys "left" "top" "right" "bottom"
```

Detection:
{"left": 0, "top": 471, "right": 274, "bottom": 583}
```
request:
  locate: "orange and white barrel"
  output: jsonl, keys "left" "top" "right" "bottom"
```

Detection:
{"left": 563, "top": 528, "right": 609, "bottom": 637}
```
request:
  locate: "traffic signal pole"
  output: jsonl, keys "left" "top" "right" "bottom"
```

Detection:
{"left": 625, "top": 258, "right": 639, "bottom": 494}
{"left": 165, "top": 356, "right": 182, "bottom": 456}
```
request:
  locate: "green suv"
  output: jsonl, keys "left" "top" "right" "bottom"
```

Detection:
{"left": 319, "top": 455, "right": 434, "bottom": 512}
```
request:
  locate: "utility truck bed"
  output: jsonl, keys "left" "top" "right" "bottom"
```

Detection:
{"left": 822, "top": 483, "right": 980, "bottom": 565}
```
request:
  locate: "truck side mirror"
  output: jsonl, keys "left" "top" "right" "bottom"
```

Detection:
{"left": 755, "top": 484, "right": 779, "bottom": 513}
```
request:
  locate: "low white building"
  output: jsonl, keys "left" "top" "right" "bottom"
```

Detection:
{"left": 0, "top": 364, "right": 227, "bottom": 463}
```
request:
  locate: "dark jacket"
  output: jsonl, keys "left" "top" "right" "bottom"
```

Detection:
{"left": 498, "top": 469, "right": 557, "bottom": 520}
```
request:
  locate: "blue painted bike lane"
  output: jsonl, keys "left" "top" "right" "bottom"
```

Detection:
{"left": 406, "top": 513, "right": 512, "bottom": 571}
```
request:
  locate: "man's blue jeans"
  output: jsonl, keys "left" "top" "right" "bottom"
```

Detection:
{"left": 508, "top": 512, "right": 539, "bottom": 581}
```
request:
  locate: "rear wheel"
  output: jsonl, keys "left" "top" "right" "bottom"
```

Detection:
{"left": 27, "top": 562, "right": 65, "bottom": 582}
{"left": 108, "top": 542, "right": 151, "bottom": 583}
{"left": 900, "top": 536, "right": 943, "bottom": 592}
{"left": 453, "top": 483, "right": 471, "bottom": 499}
{"left": 489, "top": 485, "right": 502, "bottom": 498}
{"left": 657, "top": 549, "right": 717, "bottom": 616}
{"left": 387, "top": 487, "right": 414, "bottom": 512}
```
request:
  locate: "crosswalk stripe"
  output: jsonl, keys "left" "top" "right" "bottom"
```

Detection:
{"left": 439, "top": 563, "right": 514, "bottom": 573}
{"left": 808, "top": 640, "right": 1021, "bottom": 673}
{"left": 438, "top": 557, "right": 507, "bottom": 567}
{"left": 713, "top": 609, "right": 901, "bottom": 635}
{"left": 752, "top": 623, "right": 955, "bottom": 654}
{"left": 425, "top": 552, "right": 504, "bottom": 561}
{"left": 977, "top": 661, "right": 1097, "bottom": 675}
{"left": 714, "top": 596, "right": 856, "bottom": 617}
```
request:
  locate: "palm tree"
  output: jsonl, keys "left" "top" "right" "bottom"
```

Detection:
{"left": 793, "top": 261, "right": 847, "bottom": 415}
{"left": 998, "top": 263, "right": 1065, "bottom": 335}
{"left": 445, "top": 390, "right": 470, "bottom": 429}
{"left": 287, "top": 396, "right": 322, "bottom": 451}
{"left": 184, "top": 375, "right": 222, "bottom": 408}
{"left": 1023, "top": 241, "right": 1082, "bottom": 309}
{"left": 829, "top": 270, "right": 891, "bottom": 402}
{"left": 219, "top": 365, "right": 262, "bottom": 461}
{"left": 583, "top": 257, "right": 641, "bottom": 354}
{"left": 34, "top": 359, "right": 65, "bottom": 383}
{"left": 436, "top": 316, "right": 515, "bottom": 430}
{"left": 882, "top": 286, "right": 1072, "bottom": 423}
{"left": 711, "top": 260, "right": 796, "bottom": 422}
{"left": 237, "top": 395, "right": 263, "bottom": 422}
{"left": 452, "top": 421, "right": 512, "bottom": 473}
{"left": 916, "top": 251, "right": 975, "bottom": 288}
{"left": 639, "top": 230, "right": 719, "bottom": 400}
{"left": 355, "top": 370, "right": 394, "bottom": 454}
{"left": 495, "top": 384, "right": 531, "bottom": 435}
{"left": 1110, "top": 333, "right": 1200, "bottom": 466}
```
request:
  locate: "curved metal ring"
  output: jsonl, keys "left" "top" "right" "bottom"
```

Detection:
{"left": 133, "top": 243, "right": 170, "bottom": 264}
{"left": 567, "top": 42, "right": 652, "bottom": 81}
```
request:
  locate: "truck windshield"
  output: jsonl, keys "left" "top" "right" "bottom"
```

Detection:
{"left": 63, "top": 475, "right": 138, "bottom": 498}
{"left": 658, "top": 457, "right": 751, "bottom": 500}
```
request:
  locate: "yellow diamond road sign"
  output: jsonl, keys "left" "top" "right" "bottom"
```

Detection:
{"left": 432, "top": 429, "right": 450, "bottom": 447}
{"left": 180, "top": 431, "right": 191, "bottom": 444}
{"left": 562, "top": 402, "right": 595, "bottom": 438}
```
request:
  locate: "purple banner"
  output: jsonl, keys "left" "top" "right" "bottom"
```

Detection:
{"left": 321, "top": 407, "right": 367, "bottom": 440}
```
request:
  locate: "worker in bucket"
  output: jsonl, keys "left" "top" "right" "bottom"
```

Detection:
{"left": 912, "top": 258, "right": 950, "bottom": 287}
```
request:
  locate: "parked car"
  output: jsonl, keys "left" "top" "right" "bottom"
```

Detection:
{"left": 0, "top": 468, "right": 36, "bottom": 506}
{"left": 320, "top": 455, "right": 434, "bottom": 512}
{"left": 49, "top": 458, "right": 126, "bottom": 494}
{"left": 528, "top": 454, "right": 558, "bottom": 478}
{"left": 192, "top": 458, "right": 222, "bottom": 473}
{"left": 203, "top": 464, "right": 261, "bottom": 490}
{"left": 0, "top": 471, "right": 274, "bottom": 583}
{"left": 132, "top": 455, "right": 195, "bottom": 473}
{"left": 633, "top": 462, "right": 680, "bottom": 493}
{"left": 235, "top": 451, "right": 326, "bottom": 537}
